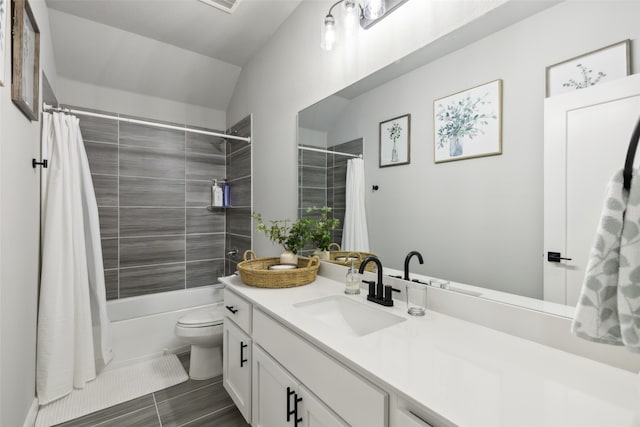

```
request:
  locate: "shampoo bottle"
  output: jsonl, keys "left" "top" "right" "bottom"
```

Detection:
{"left": 222, "top": 179, "right": 230, "bottom": 207}
{"left": 212, "top": 179, "right": 223, "bottom": 207}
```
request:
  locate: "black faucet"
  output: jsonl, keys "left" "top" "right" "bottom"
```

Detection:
{"left": 403, "top": 251, "right": 424, "bottom": 281}
{"left": 359, "top": 256, "right": 393, "bottom": 307}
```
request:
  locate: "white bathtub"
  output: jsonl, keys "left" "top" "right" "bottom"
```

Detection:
{"left": 105, "top": 284, "right": 224, "bottom": 370}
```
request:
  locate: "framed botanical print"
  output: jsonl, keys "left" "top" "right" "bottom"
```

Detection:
{"left": 434, "top": 79, "right": 502, "bottom": 163}
{"left": 11, "top": 0, "right": 40, "bottom": 121}
{"left": 546, "top": 40, "right": 630, "bottom": 97}
{"left": 379, "top": 114, "right": 410, "bottom": 167}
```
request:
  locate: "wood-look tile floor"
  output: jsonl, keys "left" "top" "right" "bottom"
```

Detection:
{"left": 55, "top": 353, "right": 249, "bottom": 427}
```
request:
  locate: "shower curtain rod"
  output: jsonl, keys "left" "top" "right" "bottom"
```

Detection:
{"left": 42, "top": 103, "right": 251, "bottom": 143}
{"left": 298, "top": 145, "right": 362, "bottom": 158}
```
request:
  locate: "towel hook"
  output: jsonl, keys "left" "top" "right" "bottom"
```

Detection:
{"left": 622, "top": 114, "right": 640, "bottom": 191}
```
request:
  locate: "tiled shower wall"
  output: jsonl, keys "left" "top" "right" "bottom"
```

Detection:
{"left": 76, "top": 106, "right": 252, "bottom": 300}
{"left": 225, "top": 116, "right": 252, "bottom": 272}
{"left": 298, "top": 138, "right": 362, "bottom": 251}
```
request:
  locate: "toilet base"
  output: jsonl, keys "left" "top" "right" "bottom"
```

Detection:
{"left": 189, "top": 345, "right": 222, "bottom": 380}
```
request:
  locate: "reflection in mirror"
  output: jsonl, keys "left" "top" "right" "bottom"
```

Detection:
{"left": 297, "top": 1, "right": 640, "bottom": 316}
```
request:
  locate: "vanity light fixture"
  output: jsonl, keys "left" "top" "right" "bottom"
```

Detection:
{"left": 320, "top": 0, "right": 409, "bottom": 51}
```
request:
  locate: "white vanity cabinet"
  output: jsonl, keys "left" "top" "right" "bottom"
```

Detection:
{"left": 252, "top": 345, "right": 347, "bottom": 427}
{"left": 224, "top": 287, "right": 389, "bottom": 427}
{"left": 223, "top": 290, "right": 253, "bottom": 423}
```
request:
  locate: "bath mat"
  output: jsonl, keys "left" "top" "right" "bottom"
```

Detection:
{"left": 35, "top": 354, "right": 188, "bottom": 427}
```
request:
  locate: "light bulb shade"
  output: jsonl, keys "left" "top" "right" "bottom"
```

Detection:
{"left": 362, "top": 0, "right": 386, "bottom": 20}
{"left": 321, "top": 14, "right": 337, "bottom": 51}
{"left": 342, "top": 0, "right": 360, "bottom": 38}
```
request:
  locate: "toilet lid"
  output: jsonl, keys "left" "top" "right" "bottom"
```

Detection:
{"left": 177, "top": 309, "right": 223, "bottom": 327}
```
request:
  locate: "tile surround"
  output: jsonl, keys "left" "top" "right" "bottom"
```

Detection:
{"left": 78, "top": 107, "right": 252, "bottom": 300}
{"left": 119, "top": 145, "right": 185, "bottom": 180}
{"left": 298, "top": 139, "right": 362, "bottom": 247}
{"left": 119, "top": 263, "right": 186, "bottom": 298}
{"left": 119, "top": 235, "right": 185, "bottom": 268}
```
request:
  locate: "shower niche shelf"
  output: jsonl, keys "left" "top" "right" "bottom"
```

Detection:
{"left": 207, "top": 205, "right": 232, "bottom": 211}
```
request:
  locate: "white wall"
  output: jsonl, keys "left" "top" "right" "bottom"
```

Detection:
{"left": 299, "top": 127, "right": 327, "bottom": 148}
{"left": 322, "top": 1, "right": 640, "bottom": 298}
{"left": 0, "top": 1, "right": 58, "bottom": 425}
{"left": 58, "top": 77, "right": 226, "bottom": 130}
{"left": 226, "top": 0, "right": 535, "bottom": 257}
{"left": 48, "top": 9, "right": 241, "bottom": 112}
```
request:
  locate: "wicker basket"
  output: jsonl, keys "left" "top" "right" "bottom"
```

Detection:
{"left": 237, "top": 250, "right": 320, "bottom": 288}
{"left": 325, "top": 247, "right": 378, "bottom": 272}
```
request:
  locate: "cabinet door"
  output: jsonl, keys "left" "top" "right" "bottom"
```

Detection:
{"left": 252, "top": 345, "right": 298, "bottom": 427}
{"left": 297, "top": 385, "right": 348, "bottom": 427}
{"left": 223, "top": 319, "right": 252, "bottom": 423}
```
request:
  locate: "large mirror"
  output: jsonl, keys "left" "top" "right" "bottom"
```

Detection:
{"left": 297, "top": 1, "right": 640, "bottom": 316}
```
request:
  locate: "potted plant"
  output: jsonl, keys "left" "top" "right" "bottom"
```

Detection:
{"left": 306, "top": 206, "right": 340, "bottom": 260}
{"left": 252, "top": 212, "right": 312, "bottom": 265}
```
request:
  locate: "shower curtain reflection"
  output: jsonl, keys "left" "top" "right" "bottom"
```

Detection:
{"left": 342, "top": 158, "right": 370, "bottom": 252}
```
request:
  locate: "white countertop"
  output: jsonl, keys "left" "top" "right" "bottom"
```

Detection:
{"left": 221, "top": 274, "right": 640, "bottom": 427}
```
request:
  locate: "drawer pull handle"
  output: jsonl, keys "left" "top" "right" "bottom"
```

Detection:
{"left": 225, "top": 305, "right": 238, "bottom": 314}
{"left": 240, "top": 341, "right": 248, "bottom": 368}
{"left": 294, "top": 393, "right": 303, "bottom": 426}
{"left": 286, "top": 387, "right": 295, "bottom": 422}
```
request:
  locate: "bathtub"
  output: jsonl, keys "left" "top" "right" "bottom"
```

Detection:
{"left": 105, "top": 284, "right": 224, "bottom": 370}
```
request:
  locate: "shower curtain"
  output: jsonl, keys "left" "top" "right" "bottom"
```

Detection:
{"left": 37, "top": 112, "right": 113, "bottom": 405}
{"left": 342, "top": 158, "right": 370, "bottom": 252}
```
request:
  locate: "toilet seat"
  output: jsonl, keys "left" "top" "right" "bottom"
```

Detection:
{"left": 177, "top": 307, "right": 223, "bottom": 328}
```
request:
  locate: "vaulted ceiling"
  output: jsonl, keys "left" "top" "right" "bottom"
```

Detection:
{"left": 46, "top": 0, "right": 303, "bottom": 110}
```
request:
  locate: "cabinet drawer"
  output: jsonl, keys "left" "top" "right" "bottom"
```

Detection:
{"left": 224, "top": 288, "right": 252, "bottom": 333}
{"left": 253, "top": 308, "right": 388, "bottom": 427}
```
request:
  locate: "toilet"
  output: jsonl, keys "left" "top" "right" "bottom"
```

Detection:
{"left": 175, "top": 305, "right": 224, "bottom": 380}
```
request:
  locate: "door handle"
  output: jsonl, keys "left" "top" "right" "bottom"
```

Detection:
{"left": 240, "top": 342, "right": 248, "bottom": 367}
{"left": 547, "top": 251, "right": 572, "bottom": 262}
{"left": 286, "top": 387, "right": 295, "bottom": 422}
{"left": 225, "top": 305, "right": 238, "bottom": 314}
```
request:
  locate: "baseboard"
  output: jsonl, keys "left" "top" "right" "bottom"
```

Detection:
{"left": 22, "top": 398, "right": 38, "bottom": 427}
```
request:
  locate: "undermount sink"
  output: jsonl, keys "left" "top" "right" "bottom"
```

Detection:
{"left": 294, "top": 295, "right": 406, "bottom": 337}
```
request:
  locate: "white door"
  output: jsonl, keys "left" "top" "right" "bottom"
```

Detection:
{"left": 544, "top": 73, "right": 640, "bottom": 305}
{"left": 252, "top": 345, "right": 298, "bottom": 427}
{"left": 223, "top": 319, "right": 252, "bottom": 423}
{"left": 297, "top": 385, "right": 347, "bottom": 427}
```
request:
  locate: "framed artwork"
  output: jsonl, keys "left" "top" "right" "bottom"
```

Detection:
{"left": 379, "top": 114, "right": 410, "bottom": 167}
{"left": 434, "top": 79, "right": 502, "bottom": 163}
{"left": 546, "top": 40, "right": 630, "bottom": 97}
{"left": 11, "top": 0, "right": 40, "bottom": 121}
{"left": 0, "top": 0, "right": 6, "bottom": 86}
